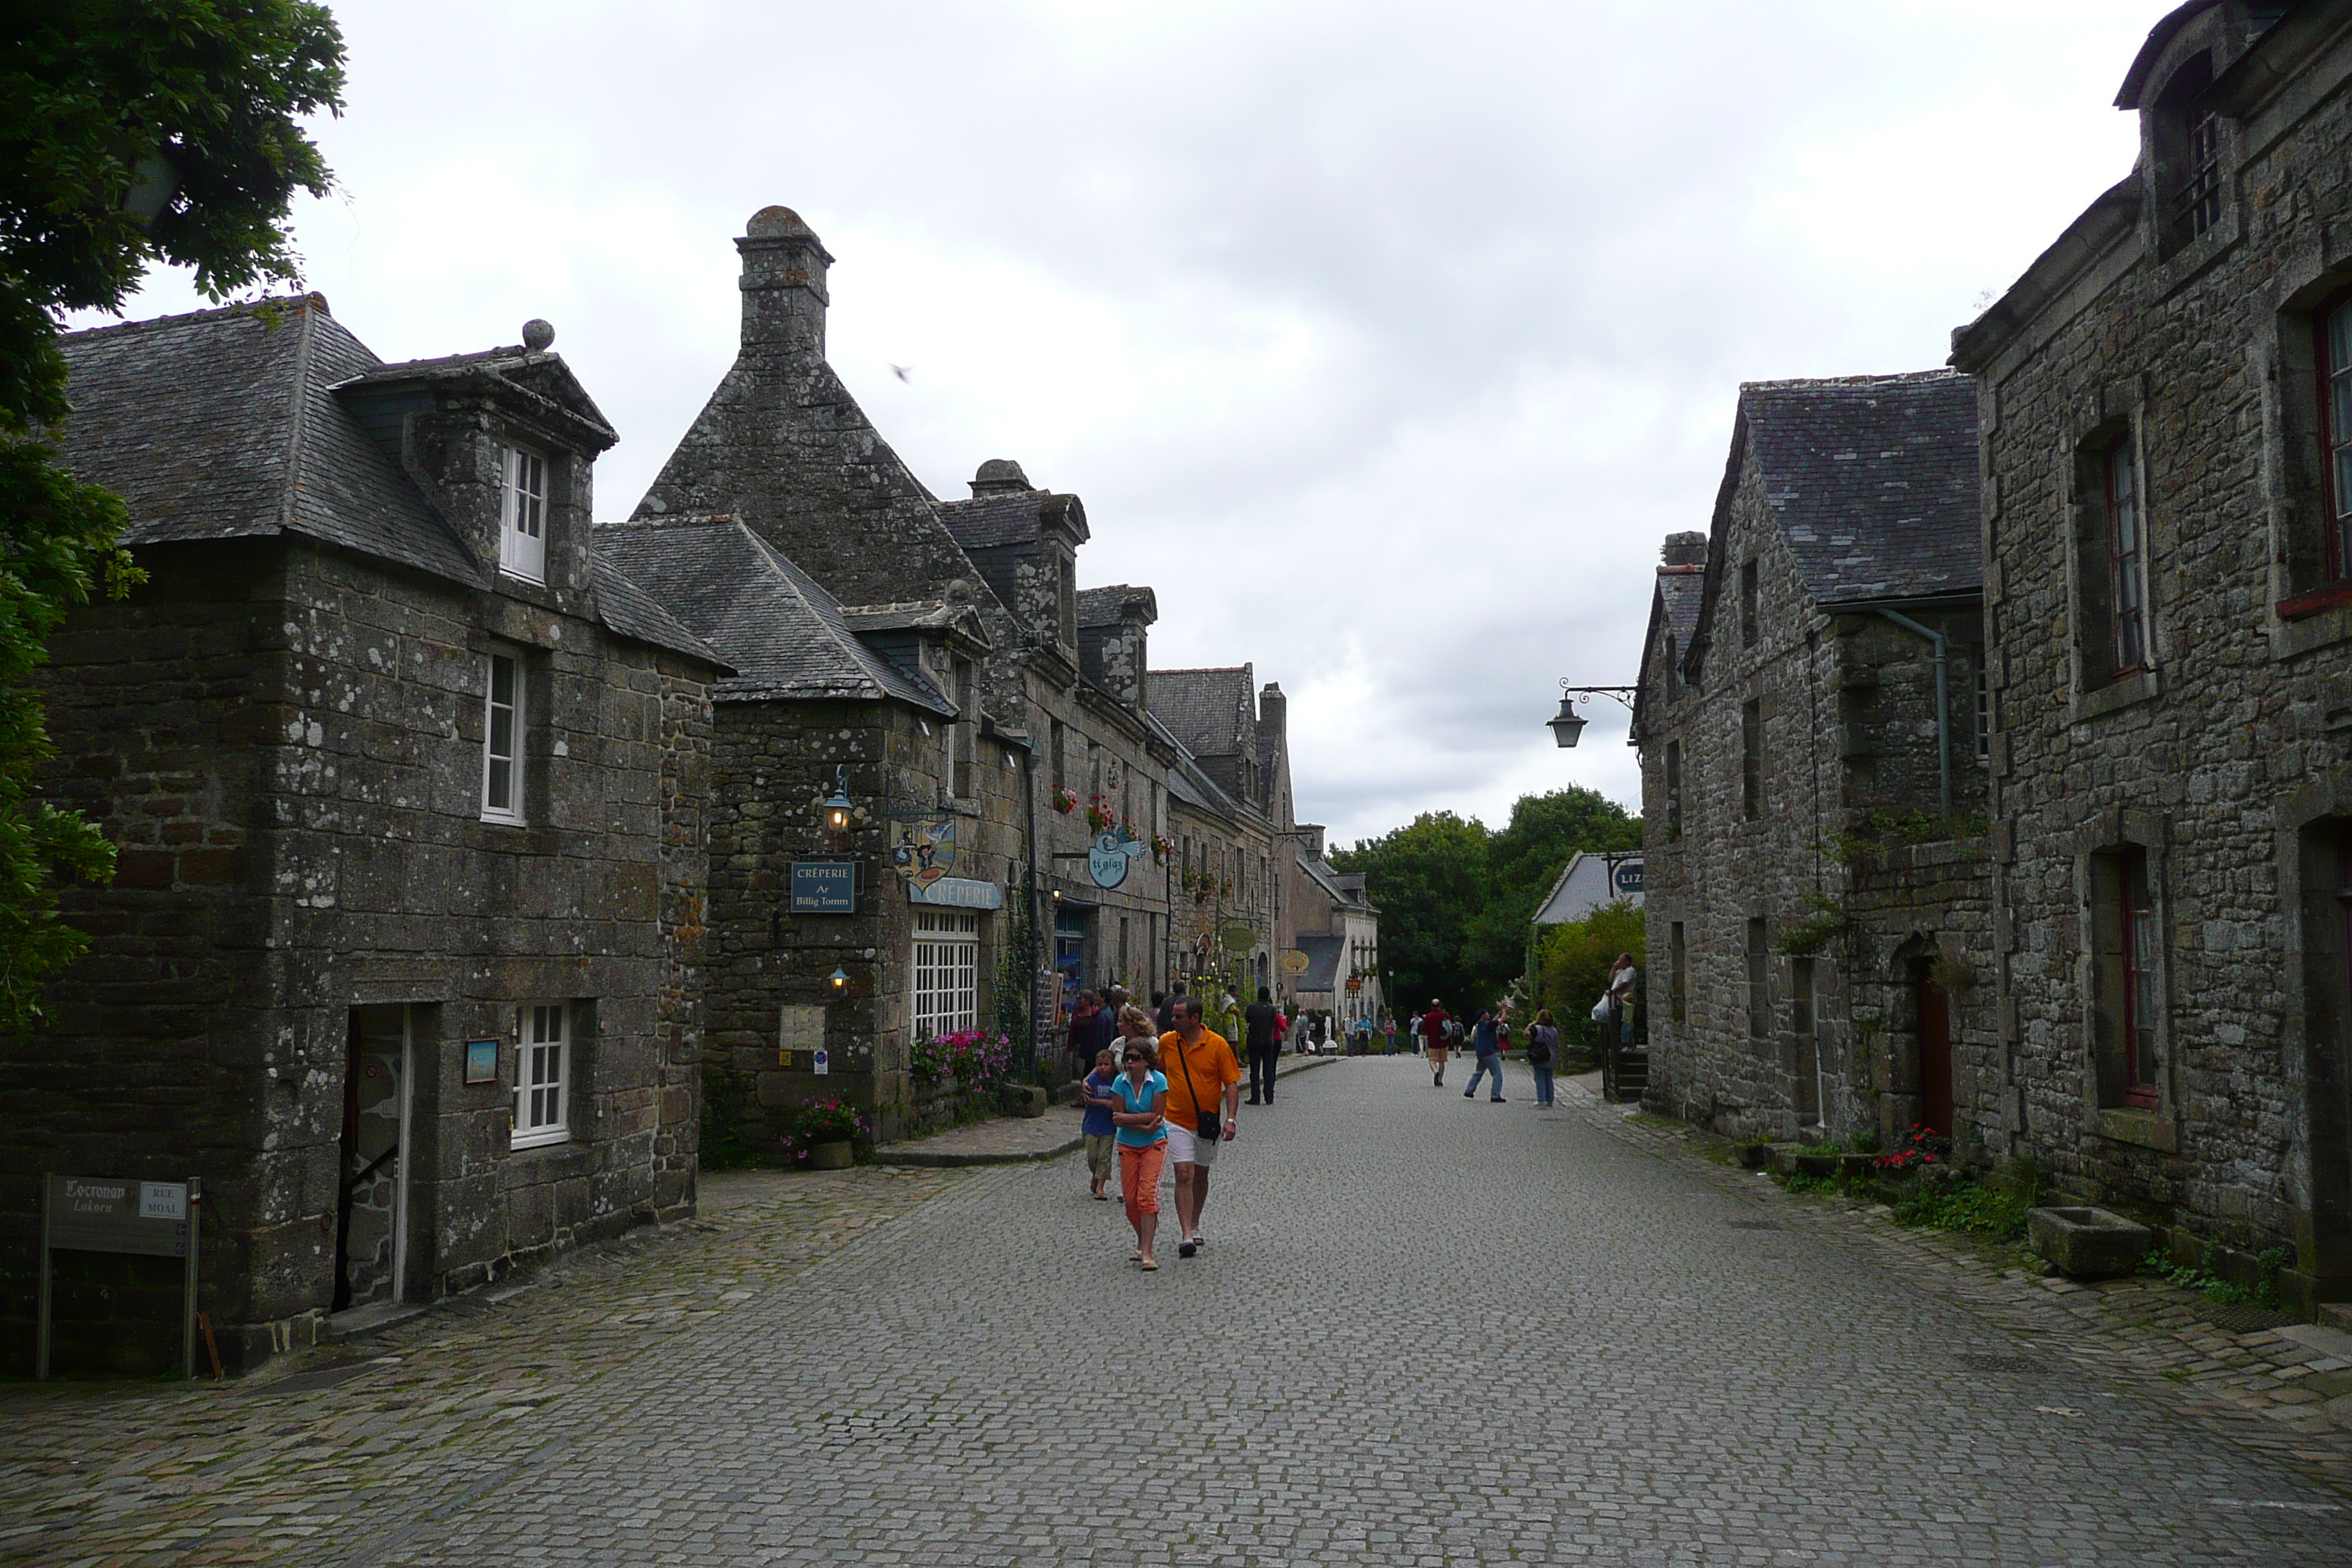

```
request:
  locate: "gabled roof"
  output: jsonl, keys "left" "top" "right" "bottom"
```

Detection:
{"left": 338, "top": 341, "right": 619, "bottom": 451}
{"left": 592, "top": 516, "right": 953, "bottom": 712}
{"left": 1741, "top": 371, "right": 1980, "bottom": 608}
{"left": 1077, "top": 584, "right": 1157, "bottom": 627}
{"left": 1152, "top": 666, "right": 1254, "bottom": 758}
{"left": 1292, "top": 933, "right": 1345, "bottom": 992}
{"left": 54, "top": 298, "right": 484, "bottom": 586}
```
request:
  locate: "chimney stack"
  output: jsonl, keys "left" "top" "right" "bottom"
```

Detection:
{"left": 737, "top": 206, "right": 833, "bottom": 360}
{"left": 1259, "top": 682, "right": 1286, "bottom": 743}
{"left": 1661, "top": 531, "right": 1707, "bottom": 568}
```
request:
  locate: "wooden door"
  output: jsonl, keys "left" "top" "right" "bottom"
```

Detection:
{"left": 1917, "top": 975, "right": 1954, "bottom": 1135}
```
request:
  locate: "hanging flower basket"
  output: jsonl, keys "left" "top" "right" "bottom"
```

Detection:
{"left": 1052, "top": 787, "right": 1079, "bottom": 815}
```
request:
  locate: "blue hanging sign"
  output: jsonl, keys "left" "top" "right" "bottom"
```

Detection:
{"left": 1088, "top": 831, "right": 1148, "bottom": 890}
{"left": 1613, "top": 859, "right": 1645, "bottom": 894}
{"left": 791, "top": 861, "right": 858, "bottom": 913}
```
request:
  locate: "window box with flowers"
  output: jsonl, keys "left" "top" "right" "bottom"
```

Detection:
{"left": 1052, "top": 787, "right": 1079, "bottom": 815}
{"left": 1085, "top": 796, "right": 1115, "bottom": 833}
{"left": 1152, "top": 834, "right": 1174, "bottom": 864}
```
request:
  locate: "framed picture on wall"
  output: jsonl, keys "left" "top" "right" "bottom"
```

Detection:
{"left": 464, "top": 1039, "right": 500, "bottom": 1085}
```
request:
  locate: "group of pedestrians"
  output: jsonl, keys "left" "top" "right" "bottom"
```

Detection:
{"left": 1410, "top": 997, "right": 1565, "bottom": 1109}
{"left": 1077, "top": 994, "right": 1245, "bottom": 1270}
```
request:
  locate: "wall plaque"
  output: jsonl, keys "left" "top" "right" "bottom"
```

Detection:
{"left": 791, "top": 861, "right": 857, "bottom": 913}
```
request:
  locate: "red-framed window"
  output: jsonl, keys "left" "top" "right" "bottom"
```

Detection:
{"left": 2117, "top": 846, "right": 2160, "bottom": 1111}
{"left": 2105, "top": 440, "right": 2146, "bottom": 674}
{"left": 2318, "top": 295, "right": 2352, "bottom": 582}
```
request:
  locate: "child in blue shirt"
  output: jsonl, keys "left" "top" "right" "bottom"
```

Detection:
{"left": 1080, "top": 1048, "right": 1119, "bottom": 1199}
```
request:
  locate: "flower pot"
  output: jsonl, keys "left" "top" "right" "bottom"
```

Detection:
{"left": 808, "top": 1139, "right": 855, "bottom": 1170}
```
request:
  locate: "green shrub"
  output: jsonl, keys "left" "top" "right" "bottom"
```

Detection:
{"left": 1896, "top": 1180, "right": 2029, "bottom": 1238}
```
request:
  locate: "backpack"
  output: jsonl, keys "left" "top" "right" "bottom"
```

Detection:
{"left": 1527, "top": 1025, "right": 1555, "bottom": 1066}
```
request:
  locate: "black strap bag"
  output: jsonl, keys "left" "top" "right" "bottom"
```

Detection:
{"left": 1171, "top": 1032, "right": 1222, "bottom": 1140}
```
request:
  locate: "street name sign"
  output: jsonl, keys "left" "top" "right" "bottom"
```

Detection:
{"left": 39, "top": 1174, "right": 202, "bottom": 1379}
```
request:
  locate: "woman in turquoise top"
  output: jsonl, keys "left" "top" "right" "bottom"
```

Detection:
{"left": 1112, "top": 1039, "right": 1169, "bottom": 1270}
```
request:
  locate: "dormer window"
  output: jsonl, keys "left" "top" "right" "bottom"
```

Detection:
{"left": 500, "top": 443, "right": 547, "bottom": 584}
{"left": 2151, "top": 53, "right": 2223, "bottom": 256}
{"left": 2176, "top": 106, "right": 2222, "bottom": 243}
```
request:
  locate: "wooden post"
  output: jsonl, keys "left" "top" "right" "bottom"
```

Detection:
{"left": 34, "top": 1174, "right": 51, "bottom": 1381}
{"left": 182, "top": 1177, "right": 202, "bottom": 1379}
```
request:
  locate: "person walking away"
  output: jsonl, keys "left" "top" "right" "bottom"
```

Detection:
{"left": 1066, "top": 991, "right": 1101, "bottom": 1082}
{"left": 1244, "top": 987, "right": 1281, "bottom": 1105}
{"left": 1080, "top": 1048, "right": 1120, "bottom": 1198}
{"left": 1464, "top": 1010, "right": 1507, "bottom": 1101}
{"left": 1110, "top": 1039, "right": 1169, "bottom": 1268}
{"left": 1159, "top": 996, "right": 1240, "bottom": 1259}
{"left": 1420, "top": 1000, "right": 1451, "bottom": 1087}
{"left": 1156, "top": 982, "right": 1187, "bottom": 1033}
{"left": 1526, "top": 1010, "right": 1559, "bottom": 1108}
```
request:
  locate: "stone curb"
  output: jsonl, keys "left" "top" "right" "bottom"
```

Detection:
{"left": 875, "top": 1052, "right": 1344, "bottom": 1167}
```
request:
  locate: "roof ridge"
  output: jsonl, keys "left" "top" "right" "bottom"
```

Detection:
{"left": 274, "top": 302, "right": 319, "bottom": 535}
{"left": 63, "top": 294, "right": 327, "bottom": 344}
{"left": 1738, "top": 369, "right": 1962, "bottom": 393}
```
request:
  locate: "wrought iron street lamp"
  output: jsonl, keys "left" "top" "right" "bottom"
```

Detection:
{"left": 1549, "top": 679, "right": 1637, "bottom": 748}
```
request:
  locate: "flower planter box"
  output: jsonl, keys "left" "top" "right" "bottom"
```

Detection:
{"left": 1793, "top": 1152, "right": 1840, "bottom": 1179}
{"left": 1838, "top": 1154, "right": 1877, "bottom": 1181}
{"left": 2027, "top": 1205, "right": 2150, "bottom": 1278}
{"left": 808, "top": 1139, "right": 855, "bottom": 1171}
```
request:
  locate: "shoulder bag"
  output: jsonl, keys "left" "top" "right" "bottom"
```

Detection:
{"left": 1171, "top": 1032, "right": 1223, "bottom": 1141}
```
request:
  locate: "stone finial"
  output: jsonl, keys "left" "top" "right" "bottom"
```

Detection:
{"left": 944, "top": 578, "right": 974, "bottom": 606}
{"left": 745, "top": 205, "right": 820, "bottom": 241}
{"left": 521, "top": 319, "right": 555, "bottom": 353}
{"left": 1661, "top": 530, "right": 1708, "bottom": 567}
{"left": 970, "top": 459, "right": 1033, "bottom": 496}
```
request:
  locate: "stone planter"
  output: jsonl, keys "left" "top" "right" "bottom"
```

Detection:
{"left": 808, "top": 1139, "right": 855, "bottom": 1171}
{"left": 1000, "top": 1084, "right": 1048, "bottom": 1118}
{"left": 2027, "top": 1205, "right": 2150, "bottom": 1278}
{"left": 1794, "top": 1152, "right": 1840, "bottom": 1179}
{"left": 1839, "top": 1154, "right": 1877, "bottom": 1181}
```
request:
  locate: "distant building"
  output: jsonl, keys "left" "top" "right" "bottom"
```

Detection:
{"left": 1152, "top": 668, "right": 1288, "bottom": 1001}
{"left": 1281, "top": 826, "right": 1382, "bottom": 1029}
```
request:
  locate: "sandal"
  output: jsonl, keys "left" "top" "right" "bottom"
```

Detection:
{"left": 1128, "top": 1249, "right": 1142, "bottom": 1261}
{"left": 1139, "top": 1257, "right": 1158, "bottom": 1270}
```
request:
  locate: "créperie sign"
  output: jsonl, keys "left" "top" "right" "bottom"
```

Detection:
{"left": 791, "top": 860, "right": 857, "bottom": 913}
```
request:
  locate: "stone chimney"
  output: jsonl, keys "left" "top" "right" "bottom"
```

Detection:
{"left": 1259, "top": 682, "right": 1286, "bottom": 744}
{"left": 970, "top": 459, "right": 1033, "bottom": 496}
{"left": 737, "top": 206, "right": 833, "bottom": 360}
{"left": 1661, "top": 531, "right": 1707, "bottom": 567}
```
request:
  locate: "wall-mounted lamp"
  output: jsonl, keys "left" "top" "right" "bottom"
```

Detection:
{"left": 829, "top": 965, "right": 849, "bottom": 994}
{"left": 1549, "top": 679, "right": 1638, "bottom": 750}
{"left": 823, "top": 766, "right": 854, "bottom": 832}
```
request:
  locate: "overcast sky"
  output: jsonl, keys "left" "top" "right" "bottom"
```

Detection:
{"left": 104, "top": 0, "right": 2170, "bottom": 847}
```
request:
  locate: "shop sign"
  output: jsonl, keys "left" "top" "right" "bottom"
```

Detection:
{"left": 891, "top": 818, "right": 958, "bottom": 891}
{"left": 791, "top": 860, "right": 857, "bottom": 913}
{"left": 1281, "top": 949, "right": 1311, "bottom": 975}
{"left": 907, "top": 876, "right": 1003, "bottom": 910}
{"left": 1088, "top": 830, "right": 1147, "bottom": 890}
{"left": 39, "top": 1175, "right": 203, "bottom": 1379}
{"left": 1219, "top": 924, "right": 1256, "bottom": 953}
{"left": 1613, "top": 859, "right": 1645, "bottom": 894}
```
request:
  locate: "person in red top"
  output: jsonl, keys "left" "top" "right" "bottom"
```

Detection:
{"left": 1420, "top": 999, "right": 1452, "bottom": 1088}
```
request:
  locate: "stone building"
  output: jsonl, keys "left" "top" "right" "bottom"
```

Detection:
{"left": 1151, "top": 668, "right": 1292, "bottom": 999}
{"left": 1635, "top": 374, "right": 1991, "bottom": 1148}
{"left": 594, "top": 517, "right": 1016, "bottom": 1145}
{"left": 1949, "top": 0, "right": 2352, "bottom": 1311}
{"left": 4, "top": 298, "right": 721, "bottom": 1372}
{"left": 1281, "top": 824, "right": 1384, "bottom": 1030}
{"left": 627, "top": 206, "right": 1177, "bottom": 1112}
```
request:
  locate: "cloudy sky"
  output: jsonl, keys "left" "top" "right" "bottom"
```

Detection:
{"left": 106, "top": 0, "right": 2169, "bottom": 846}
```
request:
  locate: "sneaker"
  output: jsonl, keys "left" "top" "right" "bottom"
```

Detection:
{"left": 1178, "top": 1238, "right": 1199, "bottom": 1259}
{"left": 1490, "top": 1098, "right": 1507, "bottom": 1104}
{"left": 1463, "top": 1089, "right": 1474, "bottom": 1098}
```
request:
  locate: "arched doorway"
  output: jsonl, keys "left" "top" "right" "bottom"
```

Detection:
{"left": 1912, "top": 960, "right": 1954, "bottom": 1137}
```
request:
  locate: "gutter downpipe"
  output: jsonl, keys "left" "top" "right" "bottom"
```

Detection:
{"left": 1872, "top": 608, "right": 1950, "bottom": 818}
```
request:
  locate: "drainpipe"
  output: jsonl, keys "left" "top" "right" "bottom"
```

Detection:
{"left": 1872, "top": 608, "right": 1950, "bottom": 818}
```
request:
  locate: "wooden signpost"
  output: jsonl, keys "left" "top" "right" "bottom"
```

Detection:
{"left": 37, "top": 1174, "right": 202, "bottom": 1379}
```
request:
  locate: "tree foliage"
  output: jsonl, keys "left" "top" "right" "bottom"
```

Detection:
{"left": 0, "top": 2, "right": 344, "bottom": 1028}
{"left": 1535, "top": 900, "right": 1646, "bottom": 1052}
{"left": 1333, "top": 788, "right": 1639, "bottom": 1015}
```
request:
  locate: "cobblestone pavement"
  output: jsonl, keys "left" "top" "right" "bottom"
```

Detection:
{"left": 9, "top": 1057, "right": 2352, "bottom": 1566}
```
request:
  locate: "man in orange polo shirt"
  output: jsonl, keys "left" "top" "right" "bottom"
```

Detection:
{"left": 1158, "top": 995, "right": 1241, "bottom": 1259}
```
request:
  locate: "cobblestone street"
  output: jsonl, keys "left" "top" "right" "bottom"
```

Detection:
{"left": 7, "top": 1056, "right": 2351, "bottom": 1567}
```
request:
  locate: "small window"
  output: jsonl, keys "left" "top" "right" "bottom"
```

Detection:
{"left": 1664, "top": 634, "right": 1680, "bottom": 700}
{"left": 500, "top": 445, "right": 547, "bottom": 584}
{"left": 951, "top": 657, "right": 976, "bottom": 798}
{"left": 1746, "top": 917, "right": 1770, "bottom": 1039}
{"left": 482, "top": 650, "right": 525, "bottom": 824}
{"left": 2105, "top": 440, "right": 2148, "bottom": 674}
{"left": 1664, "top": 740, "right": 1683, "bottom": 837}
{"left": 512, "top": 1003, "right": 570, "bottom": 1149}
{"left": 1740, "top": 560, "right": 1759, "bottom": 649}
{"left": 1975, "top": 662, "right": 1993, "bottom": 763}
{"left": 913, "top": 911, "right": 980, "bottom": 1039}
{"left": 1790, "top": 956, "right": 1815, "bottom": 1036}
{"left": 1669, "top": 921, "right": 1686, "bottom": 1023}
{"left": 2175, "top": 107, "right": 2222, "bottom": 244}
{"left": 1058, "top": 558, "right": 1077, "bottom": 649}
{"left": 1741, "top": 698, "right": 1763, "bottom": 821}
{"left": 2318, "top": 298, "right": 2352, "bottom": 581}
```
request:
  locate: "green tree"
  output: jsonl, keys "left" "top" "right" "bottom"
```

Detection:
{"left": 0, "top": 2, "right": 345, "bottom": 1026}
{"left": 1537, "top": 901, "right": 1646, "bottom": 1055}
{"left": 1463, "top": 787, "right": 1638, "bottom": 1003}
{"left": 1331, "top": 810, "right": 1491, "bottom": 1011}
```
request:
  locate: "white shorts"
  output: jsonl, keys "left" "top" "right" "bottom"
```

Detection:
{"left": 1165, "top": 1121, "right": 1222, "bottom": 1169}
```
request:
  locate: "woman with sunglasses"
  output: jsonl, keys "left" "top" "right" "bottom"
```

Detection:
{"left": 1110, "top": 1031, "right": 1169, "bottom": 1270}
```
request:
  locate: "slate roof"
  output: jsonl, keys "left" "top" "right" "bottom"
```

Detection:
{"left": 592, "top": 517, "right": 954, "bottom": 712}
{"left": 1292, "top": 933, "right": 1344, "bottom": 992}
{"left": 587, "top": 559, "right": 727, "bottom": 667}
{"left": 1077, "top": 584, "right": 1157, "bottom": 627}
{"left": 1152, "top": 666, "right": 1254, "bottom": 759}
{"left": 1738, "top": 371, "right": 1982, "bottom": 608}
{"left": 55, "top": 298, "right": 483, "bottom": 584}
{"left": 1659, "top": 566, "right": 1705, "bottom": 644}
{"left": 937, "top": 489, "right": 1090, "bottom": 551}
{"left": 340, "top": 343, "right": 618, "bottom": 448}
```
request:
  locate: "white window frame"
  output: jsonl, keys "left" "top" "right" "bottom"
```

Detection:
{"left": 912, "top": 911, "right": 980, "bottom": 1039}
{"left": 482, "top": 649, "right": 526, "bottom": 824}
{"left": 512, "top": 1002, "right": 570, "bottom": 1150}
{"left": 500, "top": 443, "right": 548, "bottom": 584}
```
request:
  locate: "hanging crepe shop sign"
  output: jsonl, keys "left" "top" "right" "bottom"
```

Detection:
{"left": 1088, "top": 830, "right": 1147, "bottom": 890}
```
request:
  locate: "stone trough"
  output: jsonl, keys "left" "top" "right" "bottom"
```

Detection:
{"left": 2027, "top": 1205, "right": 2151, "bottom": 1278}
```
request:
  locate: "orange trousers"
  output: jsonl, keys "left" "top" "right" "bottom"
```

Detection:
{"left": 1120, "top": 1142, "right": 1164, "bottom": 1225}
